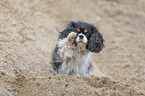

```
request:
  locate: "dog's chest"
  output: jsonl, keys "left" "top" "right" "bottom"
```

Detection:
{"left": 60, "top": 50, "right": 92, "bottom": 76}
{"left": 57, "top": 38, "right": 92, "bottom": 76}
{"left": 67, "top": 53, "right": 87, "bottom": 66}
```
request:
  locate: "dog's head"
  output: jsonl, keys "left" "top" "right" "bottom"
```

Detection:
{"left": 59, "top": 21, "right": 104, "bottom": 53}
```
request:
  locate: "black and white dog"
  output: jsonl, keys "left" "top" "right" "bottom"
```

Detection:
{"left": 52, "top": 21, "right": 104, "bottom": 76}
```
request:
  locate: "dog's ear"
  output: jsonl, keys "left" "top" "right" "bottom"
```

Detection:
{"left": 67, "top": 21, "right": 75, "bottom": 30}
{"left": 59, "top": 21, "right": 75, "bottom": 39}
{"left": 88, "top": 26, "right": 104, "bottom": 53}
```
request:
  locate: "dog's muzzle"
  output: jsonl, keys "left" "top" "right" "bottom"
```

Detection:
{"left": 79, "top": 35, "right": 84, "bottom": 39}
{"left": 76, "top": 34, "right": 88, "bottom": 44}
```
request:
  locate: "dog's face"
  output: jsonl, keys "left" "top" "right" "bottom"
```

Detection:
{"left": 59, "top": 21, "right": 104, "bottom": 53}
{"left": 75, "top": 28, "right": 89, "bottom": 44}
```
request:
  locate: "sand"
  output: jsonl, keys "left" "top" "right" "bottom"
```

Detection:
{"left": 0, "top": 0, "right": 145, "bottom": 95}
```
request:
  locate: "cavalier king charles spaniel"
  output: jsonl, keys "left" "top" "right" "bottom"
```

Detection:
{"left": 52, "top": 21, "right": 104, "bottom": 76}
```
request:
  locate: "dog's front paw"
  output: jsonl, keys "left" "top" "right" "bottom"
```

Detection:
{"left": 67, "top": 32, "right": 77, "bottom": 42}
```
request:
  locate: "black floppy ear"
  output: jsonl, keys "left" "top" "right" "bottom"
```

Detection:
{"left": 88, "top": 27, "right": 104, "bottom": 53}
{"left": 58, "top": 21, "right": 75, "bottom": 39}
{"left": 67, "top": 21, "right": 75, "bottom": 30}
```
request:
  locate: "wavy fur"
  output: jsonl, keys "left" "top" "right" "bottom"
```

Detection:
{"left": 52, "top": 21, "right": 104, "bottom": 76}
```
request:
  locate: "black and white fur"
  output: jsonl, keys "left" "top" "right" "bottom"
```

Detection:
{"left": 52, "top": 21, "right": 104, "bottom": 76}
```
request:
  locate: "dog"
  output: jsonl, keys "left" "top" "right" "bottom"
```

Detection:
{"left": 51, "top": 21, "right": 104, "bottom": 76}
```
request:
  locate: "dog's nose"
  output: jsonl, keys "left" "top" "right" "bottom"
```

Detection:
{"left": 79, "top": 35, "right": 84, "bottom": 39}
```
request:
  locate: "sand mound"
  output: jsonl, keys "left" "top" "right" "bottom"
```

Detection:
{"left": 0, "top": 72, "right": 143, "bottom": 96}
{"left": 0, "top": 0, "right": 145, "bottom": 95}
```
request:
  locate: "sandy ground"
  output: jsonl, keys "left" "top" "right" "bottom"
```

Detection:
{"left": 0, "top": 0, "right": 145, "bottom": 95}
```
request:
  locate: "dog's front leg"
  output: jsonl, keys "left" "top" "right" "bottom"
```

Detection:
{"left": 67, "top": 32, "right": 77, "bottom": 44}
{"left": 57, "top": 32, "right": 77, "bottom": 59}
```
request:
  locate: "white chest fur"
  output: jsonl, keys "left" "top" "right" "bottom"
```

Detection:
{"left": 57, "top": 38, "right": 92, "bottom": 76}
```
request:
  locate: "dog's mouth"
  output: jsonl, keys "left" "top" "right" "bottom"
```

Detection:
{"left": 76, "top": 38, "right": 83, "bottom": 42}
{"left": 75, "top": 41, "right": 87, "bottom": 51}
{"left": 76, "top": 39, "right": 88, "bottom": 44}
{"left": 75, "top": 38, "right": 85, "bottom": 44}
